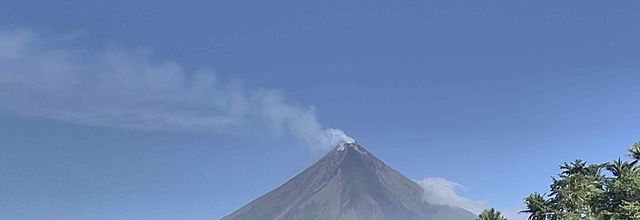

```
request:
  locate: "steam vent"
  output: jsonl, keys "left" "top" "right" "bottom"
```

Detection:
{"left": 221, "top": 143, "right": 475, "bottom": 220}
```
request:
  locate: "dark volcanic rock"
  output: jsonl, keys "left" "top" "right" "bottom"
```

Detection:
{"left": 222, "top": 143, "right": 476, "bottom": 220}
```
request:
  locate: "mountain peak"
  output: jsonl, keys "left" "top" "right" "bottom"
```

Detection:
{"left": 222, "top": 143, "right": 476, "bottom": 220}
{"left": 335, "top": 141, "right": 362, "bottom": 152}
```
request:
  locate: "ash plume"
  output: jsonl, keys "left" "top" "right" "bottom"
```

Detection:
{"left": 0, "top": 29, "right": 352, "bottom": 151}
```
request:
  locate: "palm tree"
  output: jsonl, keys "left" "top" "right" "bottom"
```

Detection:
{"left": 560, "top": 159, "right": 588, "bottom": 177}
{"left": 607, "top": 158, "right": 631, "bottom": 178}
{"left": 522, "top": 193, "right": 550, "bottom": 220}
{"left": 478, "top": 208, "right": 508, "bottom": 220}
{"left": 630, "top": 142, "right": 640, "bottom": 167}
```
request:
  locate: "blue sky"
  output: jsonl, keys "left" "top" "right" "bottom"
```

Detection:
{"left": 1, "top": 1, "right": 640, "bottom": 219}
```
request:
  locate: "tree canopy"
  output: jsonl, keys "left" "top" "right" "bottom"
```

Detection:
{"left": 478, "top": 208, "right": 508, "bottom": 220}
{"left": 521, "top": 141, "right": 640, "bottom": 219}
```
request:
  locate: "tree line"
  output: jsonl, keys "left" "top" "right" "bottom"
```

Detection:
{"left": 477, "top": 142, "right": 640, "bottom": 220}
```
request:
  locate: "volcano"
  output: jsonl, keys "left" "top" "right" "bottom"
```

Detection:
{"left": 221, "top": 142, "right": 476, "bottom": 220}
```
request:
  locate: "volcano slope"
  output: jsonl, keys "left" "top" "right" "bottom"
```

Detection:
{"left": 222, "top": 143, "right": 476, "bottom": 220}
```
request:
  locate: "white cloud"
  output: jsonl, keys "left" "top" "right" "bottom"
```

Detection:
{"left": 0, "top": 29, "right": 353, "bottom": 151}
{"left": 417, "top": 177, "right": 488, "bottom": 214}
{"left": 417, "top": 177, "right": 530, "bottom": 219}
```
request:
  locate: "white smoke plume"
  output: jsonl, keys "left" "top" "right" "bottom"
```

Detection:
{"left": 417, "top": 177, "right": 487, "bottom": 214}
{"left": 0, "top": 29, "right": 353, "bottom": 151}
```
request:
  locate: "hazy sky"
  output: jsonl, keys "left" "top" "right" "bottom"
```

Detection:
{"left": 1, "top": 1, "right": 639, "bottom": 220}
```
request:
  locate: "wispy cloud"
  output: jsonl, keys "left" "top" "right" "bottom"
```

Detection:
{"left": 417, "top": 177, "right": 487, "bottom": 214}
{"left": 0, "top": 29, "right": 353, "bottom": 151}
{"left": 417, "top": 177, "right": 529, "bottom": 219}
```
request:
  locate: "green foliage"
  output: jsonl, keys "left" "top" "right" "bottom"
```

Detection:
{"left": 630, "top": 142, "right": 640, "bottom": 167}
{"left": 522, "top": 193, "right": 552, "bottom": 220}
{"left": 478, "top": 208, "right": 507, "bottom": 220}
{"left": 620, "top": 201, "right": 640, "bottom": 219}
{"left": 522, "top": 142, "right": 640, "bottom": 220}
